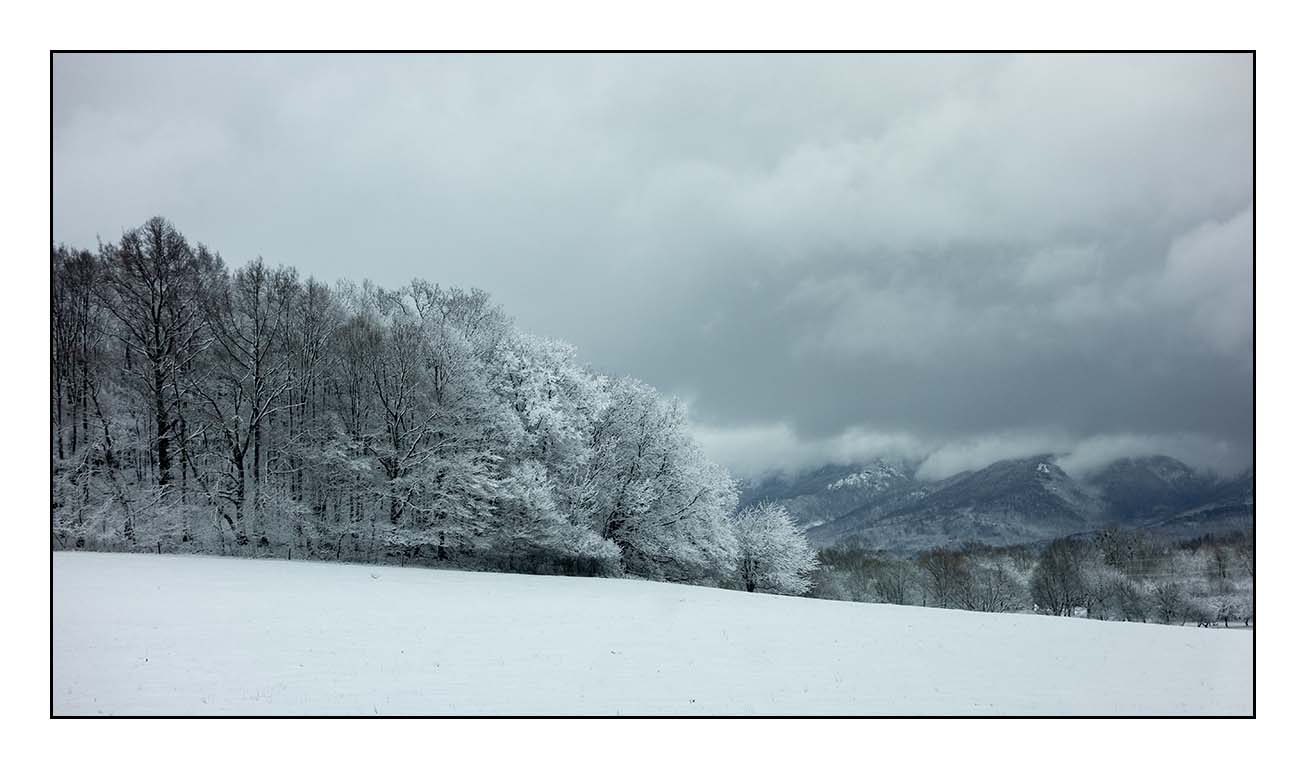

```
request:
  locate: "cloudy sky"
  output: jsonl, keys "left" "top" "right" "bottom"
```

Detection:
{"left": 53, "top": 53, "right": 1253, "bottom": 479}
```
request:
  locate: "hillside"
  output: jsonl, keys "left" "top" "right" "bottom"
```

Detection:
{"left": 748, "top": 455, "right": 1253, "bottom": 551}
{"left": 54, "top": 552, "right": 1251, "bottom": 715}
{"left": 807, "top": 456, "right": 1096, "bottom": 549}
{"left": 738, "top": 459, "right": 926, "bottom": 530}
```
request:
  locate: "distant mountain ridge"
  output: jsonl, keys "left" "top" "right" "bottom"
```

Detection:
{"left": 738, "top": 458, "right": 924, "bottom": 531}
{"left": 738, "top": 454, "right": 1253, "bottom": 552}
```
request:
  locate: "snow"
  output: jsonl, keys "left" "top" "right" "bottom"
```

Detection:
{"left": 828, "top": 460, "right": 907, "bottom": 491}
{"left": 53, "top": 552, "right": 1252, "bottom": 715}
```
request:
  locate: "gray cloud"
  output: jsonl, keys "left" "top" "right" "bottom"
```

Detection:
{"left": 53, "top": 53, "right": 1253, "bottom": 478}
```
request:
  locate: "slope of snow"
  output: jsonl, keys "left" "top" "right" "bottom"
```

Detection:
{"left": 53, "top": 552, "right": 1252, "bottom": 715}
{"left": 827, "top": 460, "right": 909, "bottom": 491}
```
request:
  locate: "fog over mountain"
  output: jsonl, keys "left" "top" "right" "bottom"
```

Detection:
{"left": 53, "top": 53, "right": 1253, "bottom": 479}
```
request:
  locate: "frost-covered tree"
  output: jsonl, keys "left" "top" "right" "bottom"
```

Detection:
{"left": 53, "top": 216, "right": 742, "bottom": 585}
{"left": 960, "top": 564, "right": 1025, "bottom": 613}
{"left": 355, "top": 281, "right": 517, "bottom": 557}
{"left": 577, "top": 378, "right": 739, "bottom": 582}
{"left": 732, "top": 502, "right": 818, "bottom": 595}
{"left": 1151, "top": 581, "right": 1195, "bottom": 625}
{"left": 1107, "top": 576, "right": 1150, "bottom": 622}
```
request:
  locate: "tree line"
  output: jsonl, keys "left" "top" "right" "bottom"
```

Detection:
{"left": 51, "top": 217, "right": 818, "bottom": 594}
{"left": 813, "top": 527, "right": 1253, "bottom": 627}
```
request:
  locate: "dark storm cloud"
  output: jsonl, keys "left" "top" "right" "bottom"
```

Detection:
{"left": 53, "top": 53, "right": 1253, "bottom": 478}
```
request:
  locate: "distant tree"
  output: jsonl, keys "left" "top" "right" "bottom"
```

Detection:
{"left": 1212, "top": 596, "right": 1238, "bottom": 628}
{"left": 1094, "top": 525, "right": 1162, "bottom": 577}
{"left": 811, "top": 547, "right": 876, "bottom": 602}
{"left": 917, "top": 548, "right": 971, "bottom": 608}
{"left": 1030, "top": 538, "right": 1088, "bottom": 616}
{"left": 1152, "top": 582, "right": 1186, "bottom": 625}
{"left": 1006, "top": 545, "right": 1037, "bottom": 572}
{"left": 1079, "top": 556, "right": 1124, "bottom": 620}
{"left": 1208, "top": 545, "right": 1230, "bottom": 581}
{"left": 872, "top": 558, "right": 916, "bottom": 605}
{"left": 1107, "top": 577, "right": 1150, "bottom": 622}
{"left": 960, "top": 565, "right": 1025, "bottom": 613}
{"left": 1233, "top": 538, "right": 1254, "bottom": 578}
{"left": 732, "top": 502, "right": 818, "bottom": 595}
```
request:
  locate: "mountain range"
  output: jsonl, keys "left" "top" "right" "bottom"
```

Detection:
{"left": 738, "top": 455, "right": 1254, "bottom": 552}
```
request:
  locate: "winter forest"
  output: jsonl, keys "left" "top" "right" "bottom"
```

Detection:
{"left": 51, "top": 217, "right": 818, "bottom": 594}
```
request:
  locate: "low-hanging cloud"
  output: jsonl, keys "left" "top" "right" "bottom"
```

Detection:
{"left": 692, "top": 422, "right": 928, "bottom": 479}
{"left": 698, "top": 422, "right": 1245, "bottom": 482}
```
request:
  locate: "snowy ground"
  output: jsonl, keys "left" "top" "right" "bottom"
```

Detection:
{"left": 53, "top": 552, "right": 1252, "bottom": 715}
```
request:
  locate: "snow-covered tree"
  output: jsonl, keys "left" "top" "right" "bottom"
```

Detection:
{"left": 197, "top": 257, "right": 300, "bottom": 544}
{"left": 732, "top": 502, "right": 818, "bottom": 595}
{"left": 52, "top": 216, "right": 742, "bottom": 586}
{"left": 576, "top": 378, "right": 739, "bottom": 582}
{"left": 98, "top": 218, "right": 218, "bottom": 498}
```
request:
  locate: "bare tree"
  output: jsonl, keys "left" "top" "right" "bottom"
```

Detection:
{"left": 872, "top": 558, "right": 916, "bottom": 605}
{"left": 961, "top": 565, "right": 1026, "bottom": 613}
{"left": 1107, "top": 577, "right": 1150, "bottom": 622}
{"left": 197, "top": 257, "right": 300, "bottom": 544}
{"left": 917, "top": 548, "right": 971, "bottom": 608}
{"left": 1030, "top": 538, "right": 1088, "bottom": 616}
{"left": 98, "top": 218, "right": 216, "bottom": 507}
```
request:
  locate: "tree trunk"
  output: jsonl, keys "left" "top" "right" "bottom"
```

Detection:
{"left": 55, "top": 370, "right": 65, "bottom": 461}
{"left": 253, "top": 417, "right": 262, "bottom": 510}
{"left": 153, "top": 364, "right": 172, "bottom": 489}
{"left": 232, "top": 448, "right": 249, "bottom": 546}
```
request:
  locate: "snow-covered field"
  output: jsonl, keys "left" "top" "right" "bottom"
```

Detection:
{"left": 53, "top": 552, "right": 1252, "bottom": 715}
